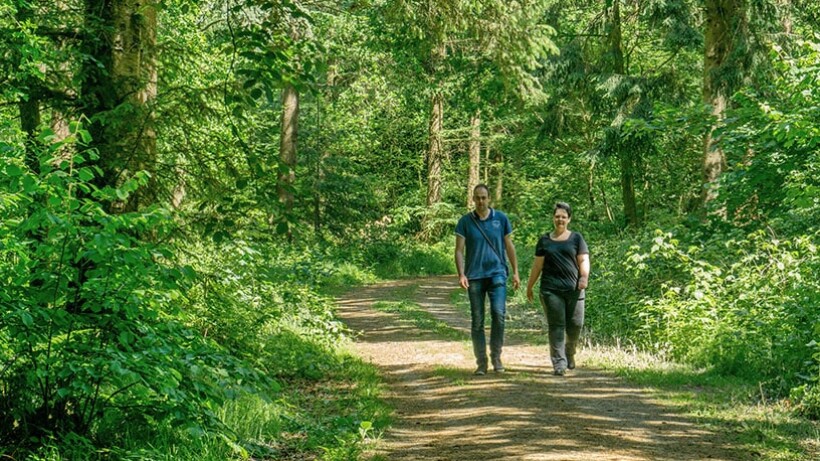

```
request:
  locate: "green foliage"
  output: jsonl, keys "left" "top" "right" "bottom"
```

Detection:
{"left": 181, "top": 240, "right": 356, "bottom": 380}
{"left": 716, "top": 38, "right": 820, "bottom": 225}
{"left": 791, "top": 384, "right": 820, "bottom": 420}
{"left": 590, "top": 226, "right": 820, "bottom": 397}
{"left": 0, "top": 128, "right": 262, "bottom": 453}
{"left": 331, "top": 213, "right": 457, "bottom": 279}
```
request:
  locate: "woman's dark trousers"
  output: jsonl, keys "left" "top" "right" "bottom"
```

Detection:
{"left": 539, "top": 289, "right": 584, "bottom": 371}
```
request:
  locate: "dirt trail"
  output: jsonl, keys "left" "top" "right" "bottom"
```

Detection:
{"left": 335, "top": 276, "right": 747, "bottom": 461}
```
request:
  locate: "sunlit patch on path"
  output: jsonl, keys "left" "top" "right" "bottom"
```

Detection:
{"left": 336, "top": 276, "right": 747, "bottom": 461}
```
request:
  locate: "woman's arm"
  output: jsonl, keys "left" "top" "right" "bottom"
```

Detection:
{"left": 526, "top": 256, "right": 545, "bottom": 302}
{"left": 577, "top": 253, "right": 590, "bottom": 289}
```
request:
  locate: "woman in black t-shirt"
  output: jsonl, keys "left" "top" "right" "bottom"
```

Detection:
{"left": 526, "top": 202, "right": 590, "bottom": 376}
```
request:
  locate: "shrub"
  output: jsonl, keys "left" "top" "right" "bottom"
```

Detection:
{"left": 0, "top": 127, "right": 261, "bottom": 454}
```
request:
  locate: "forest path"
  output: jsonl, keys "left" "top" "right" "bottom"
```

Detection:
{"left": 335, "top": 276, "right": 747, "bottom": 461}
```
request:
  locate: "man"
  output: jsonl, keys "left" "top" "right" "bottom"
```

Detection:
{"left": 455, "top": 184, "right": 520, "bottom": 375}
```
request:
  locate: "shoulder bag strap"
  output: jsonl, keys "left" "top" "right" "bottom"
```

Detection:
{"left": 469, "top": 213, "right": 505, "bottom": 265}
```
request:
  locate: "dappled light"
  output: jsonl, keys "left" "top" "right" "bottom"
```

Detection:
{"left": 338, "top": 277, "right": 747, "bottom": 460}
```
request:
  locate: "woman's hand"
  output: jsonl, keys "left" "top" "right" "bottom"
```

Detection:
{"left": 578, "top": 276, "right": 588, "bottom": 290}
{"left": 526, "top": 287, "right": 534, "bottom": 303}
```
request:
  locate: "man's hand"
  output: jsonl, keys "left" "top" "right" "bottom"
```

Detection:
{"left": 512, "top": 273, "right": 521, "bottom": 290}
{"left": 526, "top": 287, "right": 534, "bottom": 303}
{"left": 459, "top": 275, "right": 470, "bottom": 289}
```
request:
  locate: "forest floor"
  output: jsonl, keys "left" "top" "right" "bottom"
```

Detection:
{"left": 335, "top": 275, "right": 752, "bottom": 461}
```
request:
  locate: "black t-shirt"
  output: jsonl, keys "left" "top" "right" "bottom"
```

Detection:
{"left": 535, "top": 232, "right": 589, "bottom": 292}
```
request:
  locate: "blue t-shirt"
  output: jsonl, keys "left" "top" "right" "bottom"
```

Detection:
{"left": 455, "top": 209, "right": 512, "bottom": 280}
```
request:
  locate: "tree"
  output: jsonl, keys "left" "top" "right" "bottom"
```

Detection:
{"left": 702, "top": 0, "right": 747, "bottom": 205}
{"left": 279, "top": 83, "right": 298, "bottom": 211}
{"left": 466, "top": 109, "right": 481, "bottom": 207}
{"left": 81, "top": 0, "right": 158, "bottom": 211}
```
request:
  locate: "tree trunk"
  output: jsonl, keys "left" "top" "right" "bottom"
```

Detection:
{"left": 112, "top": 0, "right": 157, "bottom": 211}
{"left": 703, "top": 0, "right": 743, "bottom": 205}
{"left": 483, "top": 144, "right": 489, "bottom": 183}
{"left": 607, "top": 0, "right": 639, "bottom": 227}
{"left": 607, "top": 0, "right": 625, "bottom": 75}
{"left": 82, "top": 0, "right": 158, "bottom": 212}
{"left": 15, "top": 2, "right": 41, "bottom": 173}
{"left": 426, "top": 91, "right": 443, "bottom": 207}
{"left": 493, "top": 149, "right": 503, "bottom": 205}
{"left": 587, "top": 159, "right": 596, "bottom": 209}
{"left": 279, "top": 84, "right": 299, "bottom": 212}
{"left": 19, "top": 99, "right": 41, "bottom": 172}
{"left": 466, "top": 110, "right": 481, "bottom": 208}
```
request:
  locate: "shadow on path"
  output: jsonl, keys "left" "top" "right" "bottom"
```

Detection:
{"left": 336, "top": 276, "right": 748, "bottom": 461}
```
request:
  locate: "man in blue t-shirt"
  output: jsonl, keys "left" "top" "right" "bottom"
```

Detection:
{"left": 454, "top": 184, "right": 520, "bottom": 375}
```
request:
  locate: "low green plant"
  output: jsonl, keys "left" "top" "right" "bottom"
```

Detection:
{"left": 589, "top": 224, "right": 820, "bottom": 416}
{"left": 0, "top": 125, "right": 262, "bottom": 455}
{"left": 372, "top": 300, "right": 464, "bottom": 340}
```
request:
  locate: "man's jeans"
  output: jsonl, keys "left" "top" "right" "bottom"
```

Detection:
{"left": 539, "top": 289, "right": 585, "bottom": 371}
{"left": 468, "top": 275, "right": 507, "bottom": 368}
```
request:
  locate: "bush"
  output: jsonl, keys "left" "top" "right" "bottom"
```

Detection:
{"left": 0, "top": 127, "right": 262, "bottom": 454}
{"left": 589, "top": 224, "right": 820, "bottom": 399}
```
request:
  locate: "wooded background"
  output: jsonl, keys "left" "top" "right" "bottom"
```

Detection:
{"left": 1, "top": 0, "right": 818, "bottom": 459}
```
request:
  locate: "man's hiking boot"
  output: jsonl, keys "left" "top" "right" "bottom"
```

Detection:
{"left": 553, "top": 368, "right": 566, "bottom": 376}
{"left": 492, "top": 357, "right": 505, "bottom": 373}
{"left": 474, "top": 366, "right": 487, "bottom": 376}
{"left": 567, "top": 356, "right": 576, "bottom": 370}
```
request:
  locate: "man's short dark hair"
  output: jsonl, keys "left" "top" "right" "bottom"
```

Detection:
{"left": 474, "top": 183, "right": 490, "bottom": 195}
{"left": 554, "top": 201, "right": 572, "bottom": 218}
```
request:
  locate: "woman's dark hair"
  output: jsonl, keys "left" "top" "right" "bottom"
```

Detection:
{"left": 554, "top": 201, "right": 572, "bottom": 218}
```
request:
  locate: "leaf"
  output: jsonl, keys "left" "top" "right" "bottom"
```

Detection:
{"left": 78, "top": 129, "right": 92, "bottom": 144}
{"left": 78, "top": 167, "right": 95, "bottom": 181}
{"left": 22, "top": 175, "right": 38, "bottom": 194}
{"left": 6, "top": 164, "right": 23, "bottom": 177}
{"left": 21, "top": 311, "right": 33, "bottom": 327}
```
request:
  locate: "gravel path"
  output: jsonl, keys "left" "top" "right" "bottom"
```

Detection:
{"left": 335, "top": 276, "right": 747, "bottom": 461}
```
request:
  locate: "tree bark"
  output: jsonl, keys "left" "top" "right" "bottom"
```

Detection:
{"left": 82, "top": 0, "right": 158, "bottom": 212}
{"left": 466, "top": 110, "right": 481, "bottom": 208}
{"left": 493, "top": 149, "right": 503, "bottom": 205}
{"left": 483, "top": 144, "right": 489, "bottom": 183}
{"left": 15, "top": 2, "right": 41, "bottom": 172}
{"left": 608, "top": 0, "right": 639, "bottom": 227}
{"left": 426, "top": 91, "right": 443, "bottom": 207}
{"left": 19, "top": 99, "right": 41, "bottom": 172}
{"left": 279, "top": 84, "right": 299, "bottom": 212}
{"left": 703, "top": 0, "right": 743, "bottom": 205}
{"left": 113, "top": 0, "right": 157, "bottom": 211}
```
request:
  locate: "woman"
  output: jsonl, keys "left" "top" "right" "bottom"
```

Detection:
{"left": 526, "top": 202, "right": 590, "bottom": 376}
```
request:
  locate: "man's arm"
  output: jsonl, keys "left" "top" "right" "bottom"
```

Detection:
{"left": 455, "top": 235, "right": 469, "bottom": 289}
{"left": 503, "top": 234, "right": 520, "bottom": 290}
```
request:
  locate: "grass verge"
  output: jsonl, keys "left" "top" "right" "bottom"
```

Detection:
{"left": 583, "top": 342, "right": 820, "bottom": 461}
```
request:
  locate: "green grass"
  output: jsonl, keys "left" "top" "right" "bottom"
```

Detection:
{"left": 431, "top": 365, "right": 470, "bottom": 386}
{"left": 371, "top": 300, "right": 465, "bottom": 341}
{"left": 392, "top": 288, "right": 819, "bottom": 460}
{"left": 75, "top": 354, "right": 391, "bottom": 461}
{"left": 583, "top": 342, "right": 820, "bottom": 461}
